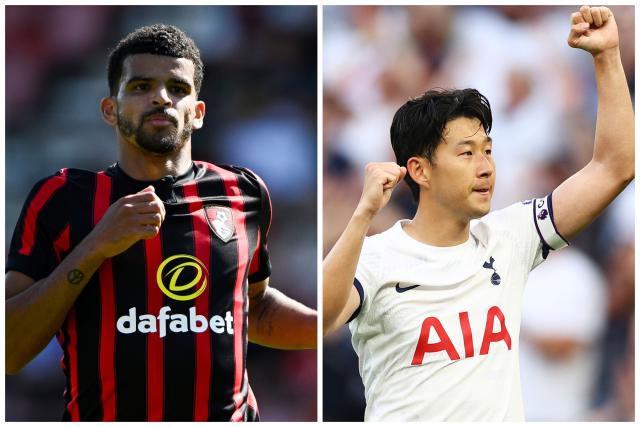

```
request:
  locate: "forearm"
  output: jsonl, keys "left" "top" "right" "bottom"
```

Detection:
{"left": 248, "top": 287, "right": 317, "bottom": 349}
{"left": 592, "top": 48, "right": 634, "bottom": 181}
{"left": 322, "top": 210, "right": 372, "bottom": 334}
{"left": 6, "top": 236, "right": 106, "bottom": 374}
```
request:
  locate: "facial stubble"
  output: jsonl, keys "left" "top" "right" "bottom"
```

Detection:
{"left": 117, "top": 110, "right": 193, "bottom": 155}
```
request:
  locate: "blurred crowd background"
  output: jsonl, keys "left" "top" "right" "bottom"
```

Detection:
{"left": 5, "top": 5, "right": 317, "bottom": 421}
{"left": 323, "top": 5, "right": 634, "bottom": 421}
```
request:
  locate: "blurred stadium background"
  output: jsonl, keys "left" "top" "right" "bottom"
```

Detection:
{"left": 5, "top": 5, "right": 317, "bottom": 421}
{"left": 323, "top": 5, "right": 634, "bottom": 421}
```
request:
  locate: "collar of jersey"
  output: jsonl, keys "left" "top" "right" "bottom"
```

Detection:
{"left": 108, "top": 162, "right": 198, "bottom": 187}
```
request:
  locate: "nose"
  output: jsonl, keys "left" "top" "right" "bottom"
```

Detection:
{"left": 152, "top": 86, "right": 172, "bottom": 107}
{"left": 476, "top": 154, "right": 494, "bottom": 178}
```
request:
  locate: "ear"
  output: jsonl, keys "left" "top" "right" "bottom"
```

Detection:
{"left": 192, "top": 100, "right": 206, "bottom": 130}
{"left": 100, "top": 97, "right": 118, "bottom": 127}
{"left": 407, "top": 156, "right": 431, "bottom": 190}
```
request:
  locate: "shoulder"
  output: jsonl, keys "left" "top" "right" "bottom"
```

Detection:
{"left": 28, "top": 167, "right": 98, "bottom": 197}
{"left": 194, "top": 161, "right": 269, "bottom": 195}
{"left": 360, "top": 223, "right": 402, "bottom": 266}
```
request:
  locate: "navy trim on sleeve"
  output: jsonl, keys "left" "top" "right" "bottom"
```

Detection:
{"left": 346, "top": 277, "right": 364, "bottom": 323}
{"left": 546, "top": 192, "right": 569, "bottom": 246}
{"left": 531, "top": 199, "right": 552, "bottom": 258}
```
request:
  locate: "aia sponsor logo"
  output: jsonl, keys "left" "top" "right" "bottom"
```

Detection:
{"left": 156, "top": 254, "right": 208, "bottom": 301}
{"left": 204, "top": 205, "right": 234, "bottom": 242}
{"left": 411, "top": 306, "right": 512, "bottom": 365}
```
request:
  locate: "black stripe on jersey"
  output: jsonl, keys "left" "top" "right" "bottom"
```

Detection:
{"left": 111, "top": 179, "right": 149, "bottom": 421}
{"left": 192, "top": 171, "right": 238, "bottom": 420}
{"left": 234, "top": 172, "right": 262, "bottom": 418}
{"left": 161, "top": 185, "right": 197, "bottom": 421}
{"left": 69, "top": 173, "right": 103, "bottom": 420}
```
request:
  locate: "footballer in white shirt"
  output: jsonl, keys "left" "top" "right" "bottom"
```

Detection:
{"left": 323, "top": 6, "right": 634, "bottom": 421}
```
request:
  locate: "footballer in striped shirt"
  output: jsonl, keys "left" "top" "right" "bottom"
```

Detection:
{"left": 6, "top": 24, "right": 316, "bottom": 421}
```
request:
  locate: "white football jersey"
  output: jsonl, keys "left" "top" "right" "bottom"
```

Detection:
{"left": 349, "top": 195, "right": 568, "bottom": 421}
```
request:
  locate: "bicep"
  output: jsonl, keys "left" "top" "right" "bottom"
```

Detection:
{"left": 5, "top": 271, "right": 36, "bottom": 300}
{"left": 325, "top": 284, "right": 361, "bottom": 336}
{"left": 552, "top": 160, "right": 629, "bottom": 241}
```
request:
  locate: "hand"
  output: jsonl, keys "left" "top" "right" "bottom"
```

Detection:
{"left": 355, "top": 162, "right": 407, "bottom": 218}
{"left": 568, "top": 6, "right": 619, "bottom": 56}
{"left": 87, "top": 186, "right": 166, "bottom": 259}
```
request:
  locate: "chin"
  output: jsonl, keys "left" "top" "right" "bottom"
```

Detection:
{"left": 469, "top": 203, "right": 491, "bottom": 219}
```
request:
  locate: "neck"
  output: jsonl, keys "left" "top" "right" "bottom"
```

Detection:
{"left": 403, "top": 197, "right": 471, "bottom": 247}
{"left": 117, "top": 138, "right": 192, "bottom": 181}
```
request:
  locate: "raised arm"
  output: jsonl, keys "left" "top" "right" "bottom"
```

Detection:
{"left": 323, "top": 163, "right": 406, "bottom": 336}
{"left": 552, "top": 6, "right": 634, "bottom": 240}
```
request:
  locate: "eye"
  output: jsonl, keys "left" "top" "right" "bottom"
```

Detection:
{"left": 132, "top": 83, "right": 149, "bottom": 92}
{"left": 460, "top": 151, "right": 472, "bottom": 157}
{"left": 485, "top": 149, "right": 492, "bottom": 155}
{"left": 171, "top": 85, "right": 188, "bottom": 95}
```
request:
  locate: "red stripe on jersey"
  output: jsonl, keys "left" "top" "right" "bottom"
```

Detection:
{"left": 94, "top": 172, "right": 117, "bottom": 421}
{"left": 19, "top": 169, "right": 68, "bottom": 255}
{"left": 248, "top": 230, "right": 261, "bottom": 276}
{"left": 198, "top": 163, "right": 250, "bottom": 421}
{"left": 53, "top": 223, "right": 70, "bottom": 262}
{"left": 182, "top": 180, "right": 212, "bottom": 421}
{"left": 145, "top": 235, "right": 164, "bottom": 421}
{"left": 65, "top": 307, "right": 81, "bottom": 421}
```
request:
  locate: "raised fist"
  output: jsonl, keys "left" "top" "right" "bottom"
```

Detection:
{"left": 355, "top": 162, "right": 407, "bottom": 218}
{"left": 87, "top": 185, "right": 166, "bottom": 259}
{"left": 568, "top": 6, "right": 619, "bottom": 56}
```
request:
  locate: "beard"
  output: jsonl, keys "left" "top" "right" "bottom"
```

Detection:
{"left": 117, "top": 109, "right": 193, "bottom": 155}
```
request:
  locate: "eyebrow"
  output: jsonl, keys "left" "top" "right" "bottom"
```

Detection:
{"left": 456, "top": 136, "right": 493, "bottom": 146}
{"left": 125, "top": 76, "right": 192, "bottom": 87}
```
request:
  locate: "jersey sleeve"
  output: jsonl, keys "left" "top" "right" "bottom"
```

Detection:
{"left": 347, "top": 238, "right": 380, "bottom": 323}
{"left": 493, "top": 192, "right": 569, "bottom": 271}
{"left": 242, "top": 168, "right": 273, "bottom": 284}
{"left": 7, "top": 170, "right": 70, "bottom": 281}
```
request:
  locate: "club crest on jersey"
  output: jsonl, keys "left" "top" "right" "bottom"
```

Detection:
{"left": 204, "top": 205, "right": 235, "bottom": 242}
{"left": 483, "top": 256, "right": 501, "bottom": 286}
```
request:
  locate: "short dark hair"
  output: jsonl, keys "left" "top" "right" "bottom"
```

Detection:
{"left": 107, "top": 24, "right": 204, "bottom": 96}
{"left": 390, "top": 88, "right": 492, "bottom": 202}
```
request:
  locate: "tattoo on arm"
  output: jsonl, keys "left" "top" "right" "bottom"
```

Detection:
{"left": 67, "top": 269, "right": 85, "bottom": 285}
{"left": 255, "top": 293, "right": 276, "bottom": 337}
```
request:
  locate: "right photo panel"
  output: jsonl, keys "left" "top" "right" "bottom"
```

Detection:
{"left": 323, "top": 5, "right": 635, "bottom": 422}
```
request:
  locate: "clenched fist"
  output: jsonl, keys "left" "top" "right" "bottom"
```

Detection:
{"left": 355, "top": 162, "right": 407, "bottom": 219}
{"left": 87, "top": 185, "right": 166, "bottom": 259}
{"left": 568, "top": 6, "right": 618, "bottom": 56}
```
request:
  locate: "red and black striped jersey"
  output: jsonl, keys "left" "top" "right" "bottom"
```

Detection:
{"left": 7, "top": 161, "right": 272, "bottom": 421}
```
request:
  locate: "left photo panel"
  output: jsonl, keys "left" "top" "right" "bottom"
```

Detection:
{"left": 5, "top": 5, "right": 317, "bottom": 421}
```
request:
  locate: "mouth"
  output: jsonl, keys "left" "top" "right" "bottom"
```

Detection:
{"left": 472, "top": 186, "right": 492, "bottom": 196}
{"left": 144, "top": 113, "right": 177, "bottom": 127}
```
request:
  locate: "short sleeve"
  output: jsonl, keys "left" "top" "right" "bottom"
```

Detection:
{"left": 7, "top": 170, "right": 70, "bottom": 281}
{"left": 493, "top": 193, "right": 569, "bottom": 271}
{"left": 244, "top": 169, "right": 273, "bottom": 284}
{"left": 347, "top": 238, "right": 380, "bottom": 323}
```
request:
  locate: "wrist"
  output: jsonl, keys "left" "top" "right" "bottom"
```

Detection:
{"left": 79, "top": 232, "right": 110, "bottom": 264}
{"left": 593, "top": 47, "right": 621, "bottom": 63}
{"left": 353, "top": 204, "right": 377, "bottom": 223}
